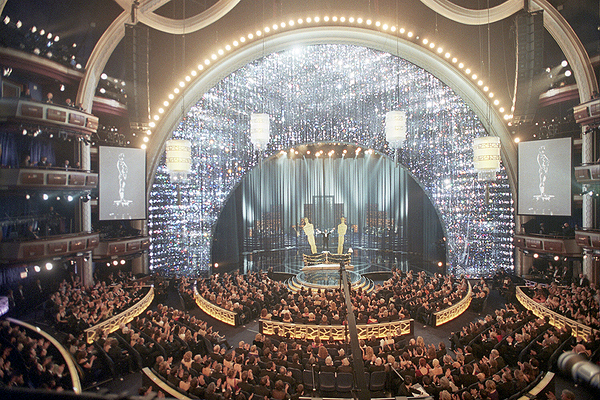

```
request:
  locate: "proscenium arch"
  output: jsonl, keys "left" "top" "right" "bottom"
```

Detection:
{"left": 147, "top": 26, "right": 517, "bottom": 196}
{"left": 212, "top": 142, "right": 451, "bottom": 266}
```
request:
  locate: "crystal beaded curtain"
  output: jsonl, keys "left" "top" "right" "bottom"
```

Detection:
{"left": 148, "top": 44, "right": 514, "bottom": 277}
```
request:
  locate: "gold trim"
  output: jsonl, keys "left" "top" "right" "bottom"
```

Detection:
{"left": 142, "top": 367, "right": 193, "bottom": 399}
{"left": 260, "top": 318, "right": 413, "bottom": 340}
{"left": 517, "top": 371, "right": 555, "bottom": 400}
{"left": 193, "top": 286, "right": 237, "bottom": 326}
{"left": 516, "top": 286, "right": 595, "bottom": 341}
{"left": 433, "top": 281, "right": 472, "bottom": 326}
{"left": 7, "top": 317, "right": 82, "bottom": 394}
{"left": 84, "top": 286, "right": 154, "bottom": 344}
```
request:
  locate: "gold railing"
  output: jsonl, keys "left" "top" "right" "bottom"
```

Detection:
{"left": 193, "top": 286, "right": 237, "bottom": 326}
{"left": 303, "top": 252, "right": 351, "bottom": 266}
{"left": 517, "top": 371, "right": 555, "bottom": 400}
{"left": 432, "top": 281, "right": 472, "bottom": 326}
{"left": 259, "top": 318, "right": 414, "bottom": 340}
{"left": 142, "top": 367, "right": 192, "bottom": 400}
{"left": 7, "top": 318, "right": 82, "bottom": 394}
{"left": 84, "top": 286, "right": 154, "bottom": 343}
{"left": 516, "top": 286, "right": 595, "bottom": 341}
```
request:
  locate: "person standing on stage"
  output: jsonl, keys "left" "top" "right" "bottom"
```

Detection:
{"left": 337, "top": 217, "right": 347, "bottom": 254}
{"left": 303, "top": 217, "right": 317, "bottom": 254}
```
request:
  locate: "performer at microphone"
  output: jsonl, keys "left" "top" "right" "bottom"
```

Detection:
{"left": 337, "top": 217, "right": 347, "bottom": 254}
{"left": 303, "top": 217, "right": 317, "bottom": 254}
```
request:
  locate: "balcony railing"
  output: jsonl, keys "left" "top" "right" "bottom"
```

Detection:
{"left": 84, "top": 286, "right": 154, "bottom": 344}
{"left": 92, "top": 236, "right": 150, "bottom": 259}
{"left": 0, "top": 167, "right": 97, "bottom": 189}
{"left": 514, "top": 234, "right": 582, "bottom": 256}
{"left": 574, "top": 164, "right": 600, "bottom": 184}
{"left": 516, "top": 286, "right": 595, "bottom": 341}
{"left": 0, "top": 232, "right": 99, "bottom": 263}
{"left": 0, "top": 98, "right": 98, "bottom": 136}
{"left": 8, "top": 318, "right": 82, "bottom": 393}
{"left": 575, "top": 229, "right": 600, "bottom": 251}
{"left": 259, "top": 318, "right": 414, "bottom": 341}
{"left": 432, "top": 281, "right": 472, "bottom": 326}
{"left": 193, "top": 286, "right": 238, "bottom": 326}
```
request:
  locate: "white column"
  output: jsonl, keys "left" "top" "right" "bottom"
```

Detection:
{"left": 582, "top": 125, "right": 594, "bottom": 278}
{"left": 80, "top": 141, "right": 94, "bottom": 286}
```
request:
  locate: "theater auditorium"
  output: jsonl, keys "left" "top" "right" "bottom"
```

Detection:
{"left": 0, "top": 1, "right": 599, "bottom": 400}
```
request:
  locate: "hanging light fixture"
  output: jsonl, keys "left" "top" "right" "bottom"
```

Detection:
{"left": 165, "top": 139, "right": 192, "bottom": 182}
{"left": 386, "top": 110, "right": 407, "bottom": 150}
{"left": 473, "top": 136, "right": 501, "bottom": 181}
{"left": 250, "top": 113, "right": 270, "bottom": 149}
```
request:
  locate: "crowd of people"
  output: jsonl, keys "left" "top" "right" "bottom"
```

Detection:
{"left": 0, "top": 320, "right": 73, "bottom": 391}
{"left": 194, "top": 269, "right": 473, "bottom": 328}
{"left": 46, "top": 271, "right": 148, "bottom": 335}
{"left": 528, "top": 281, "right": 600, "bottom": 329}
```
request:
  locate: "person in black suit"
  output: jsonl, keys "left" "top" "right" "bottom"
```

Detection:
{"left": 397, "top": 376, "right": 420, "bottom": 397}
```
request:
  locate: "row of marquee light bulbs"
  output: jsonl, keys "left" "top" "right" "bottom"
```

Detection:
{"left": 164, "top": 112, "right": 501, "bottom": 183}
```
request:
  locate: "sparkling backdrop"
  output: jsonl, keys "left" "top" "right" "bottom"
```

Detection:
{"left": 148, "top": 44, "right": 514, "bottom": 277}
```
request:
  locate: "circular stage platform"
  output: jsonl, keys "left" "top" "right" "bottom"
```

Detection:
{"left": 287, "top": 264, "right": 375, "bottom": 293}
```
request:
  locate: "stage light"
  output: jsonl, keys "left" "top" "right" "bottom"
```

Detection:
{"left": 25, "top": 194, "right": 30, "bottom": 200}
{"left": 16, "top": 20, "right": 22, "bottom": 28}
{"left": 514, "top": 137, "right": 520, "bottom": 143}
{"left": 214, "top": 263, "right": 219, "bottom": 268}
{"left": 385, "top": 111, "right": 407, "bottom": 149}
{"left": 565, "top": 70, "right": 572, "bottom": 77}
{"left": 561, "top": 60, "right": 568, "bottom": 67}
{"left": 473, "top": 136, "right": 501, "bottom": 181}
{"left": 42, "top": 194, "right": 48, "bottom": 200}
{"left": 250, "top": 113, "right": 270, "bottom": 149}
{"left": 45, "top": 262, "right": 53, "bottom": 270}
{"left": 120, "top": 260, "right": 126, "bottom": 265}
{"left": 101, "top": 73, "right": 107, "bottom": 79}
{"left": 22, "top": 129, "right": 27, "bottom": 135}
{"left": 554, "top": 256, "right": 560, "bottom": 261}
{"left": 438, "top": 262, "right": 443, "bottom": 267}
{"left": 34, "top": 265, "right": 41, "bottom": 273}
{"left": 533, "top": 253, "right": 539, "bottom": 259}
{"left": 3, "top": 16, "right": 9, "bottom": 24}
{"left": 165, "top": 140, "right": 192, "bottom": 182}
{"left": 113, "top": 260, "right": 118, "bottom": 266}
{"left": 67, "top": 195, "right": 73, "bottom": 202}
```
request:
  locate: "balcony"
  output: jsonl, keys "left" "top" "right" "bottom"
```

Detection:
{"left": 514, "top": 233, "right": 582, "bottom": 257}
{"left": 575, "top": 229, "right": 600, "bottom": 251}
{"left": 92, "top": 236, "right": 150, "bottom": 259}
{"left": 574, "top": 164, "right": 600, "bottom": 184}
{"left": 0, "top": 98, "right": 98, "bottom": 137}
{"left": 0, "top": 167, "right": 97, "bottom": 190}
{"left": 573, "top": 97, "right": 600, "bottom": 126}
{"left": 0, "top": 232, "right": 99, "bottom": 263}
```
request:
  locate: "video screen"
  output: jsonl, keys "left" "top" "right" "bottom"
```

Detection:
{"left": 518, "top": 137, "right": 571, "bottom": 216}
{"left": 99, "top": 146, "right": 146, "bottom": 220}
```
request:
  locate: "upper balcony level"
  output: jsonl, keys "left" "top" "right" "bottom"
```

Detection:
{"left": 574, "top": 163, "right": 600, "bottom": 184}
{"left": 0, "top": 231, "right": 99, "bottom": 263}
{"left": 92, "top": 236, "right": 150, "bottom": 260}
{"left": 514, "top": 233, "right": 582, "bottom": 257}
{"left": 575, "top": 229, "right": 600, "bottom": 252}
{"left": 0, "top": 167, "right": 97, "bottom": 190}
{"left": 573, "top": 96, "right": 600, "bottom": 126}
{"left": 0, "top": 98, "right": 98, "bottom": 138}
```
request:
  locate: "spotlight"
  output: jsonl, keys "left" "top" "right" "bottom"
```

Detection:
{"left": 112, "top": 260, "right": 118, "bottom": 266}
{"left": 561, "top": 60, "right": 568, "bottom": 67}
{"left": 22, "top": 129, "right": 27, "bottom": 135}
{"left": 25, "top": 194, "right": 30, "bottom": 200}
{"left": 554, "top": 256, "right": 560, "bottom": 261}
{"left": 3, "top": 16, "right": 9, "bottom": 24}
{"left": 564, "top": 70, "right": 572, "bottom": 77}
{"left": 533, "top": 253, "right": 539, "bottom": 258}
{"left": 39, "top": 29, "right": 45, "bottom": 35}
{"left": 120, "top": 260, "right": 126, "bottom": 265}
{"left": 67, "top": 195, "right": 73, "bottom": 202}
{"left": 31, "top": 26, "right": 37, "bottom": 33}
{"left": 34, "top": 265, "right": 41, "bottom": 273}
{"left": 45, "top": 262, "right": 53, "bottom": 270}
{"left": 100, "top": 73, "right": 107, "bottom": 80}
{"left": 15, "top": 20, "right": 21, "bottom": 28}
{"left": 42, "top": 193, "right": 48, "bottom": 200}
{"left": 437, "top": 261, "right": 443, "bottom": 267}
{"left": 60, "top": 84, "right": 65, "bottom": 91}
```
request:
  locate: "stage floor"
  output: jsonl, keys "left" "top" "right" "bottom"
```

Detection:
{"left": 239, "top": 245, "right": 442, "bottom": 277}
